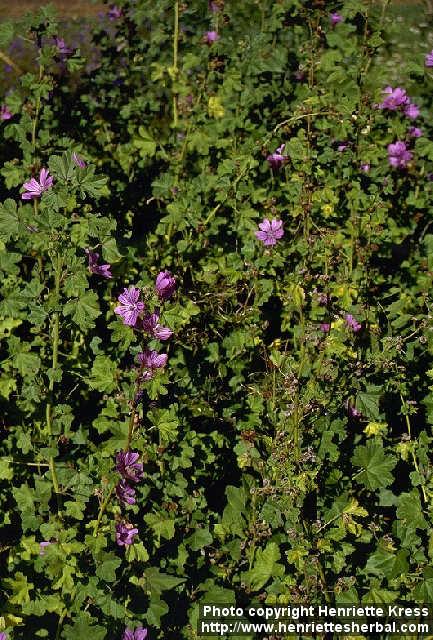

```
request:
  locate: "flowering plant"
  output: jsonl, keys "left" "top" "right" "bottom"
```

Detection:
{"left": 1, "top": 0, "right": 433, "bottom": 638}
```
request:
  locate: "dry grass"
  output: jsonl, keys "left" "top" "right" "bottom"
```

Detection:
{"left": 0, "top": 0, "right": 105, "bottom": 19}
{"left": 0, "top": 0, "right": 427, "bottom": 20}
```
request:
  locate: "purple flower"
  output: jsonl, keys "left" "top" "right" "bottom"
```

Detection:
{"left": 378, "top": 86, "right": 409, "bottom": 111}
{"left": 155, "top": 271, "right": 176, "bottom": 300}
{"left": 425, "top": 50, "right": 433, "bottom": 67}
{"left": 345, "top": 314, "right": 362, "bottom": 332}
{"left": 316, "top": 292, "right": 329, "bottom": 306}
{"left": 0, "top": 104, "right": 12, "bottom": 121}
{"left": 0, "top": 633, "right": 7, "bottom": 640}
{"left": 330, "top": 12, "right": 343, "bottom": 26}
{"left": 348, "top": 405, "right": 362, "bottom": 418}
{"left": 137, "top": 349, "right": 168, "bottom": 370}
{"left": 55, "top": 37, "right": 72, "bottom": 56}
{"left": 123, "top": 628, "right": 148, "bottom": 640}
{"left": 39, "top": 541, "right": 52, "bottom": 556}
{"left": 142, "top": 311, "right": 173, "bottom": 340}
{"left": 116, "top": 451, "right": 144, "bottom": 484}
{"left": 404, "top": 102, "right": 420, "bottom": 119}
{"left": 387, "top": 141, "right": 412, "bottom": 168}
{"left": 360, "top": 163, "right": 370, "bottom": 173}
{"left": 72, "top": 152, "right": 86, "bottom": 168}
{"left": 114, "top": 287, "right": 145, "bottom": 326}
{"left": 409, "top": 126, "right": 422, "bottom": 138}
{"left": 255, "top": 218, "right": 284, "bottom": 246}
{"left": 337, "top": 143, "right": 348, "bottom": 152}
{"left": 320, "top": 323, "right": 330, "bottom": 333}
{"left": 108, "top": 5, "right": 122, "bottom": 19}
{"left": 85, "top": 249, "right": 112, "bottom": 279}
{"left": 204, "top": 30, "right": 219, "bottom": 44}
{"left": 115, "top": 522, "right": 139, "bottom": 547}
{"left": 116, "top": 480, "right": 136, "bottom": 506}
{"left": 208, "top": 0, "right": 221, "bottom": 12}
{"left": 266, "top": 143, "right": 286, "bottom": 169}
{"left": 21, "top": 168, "right": 53, "bottom": 200}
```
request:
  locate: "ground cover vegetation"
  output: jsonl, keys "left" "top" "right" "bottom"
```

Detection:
{"left": 0, "top": 0, "right": 433, "bottom": 637}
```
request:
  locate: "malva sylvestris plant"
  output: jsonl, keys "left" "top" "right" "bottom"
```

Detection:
{"left": 93, "top": 272, "right": 175, "bottom": 549}
{"left": 3, "top": 0, "right": 433, "bottom": 638}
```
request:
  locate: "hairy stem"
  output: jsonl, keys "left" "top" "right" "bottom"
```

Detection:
{"left": 93, "top": 484, "right": 116, "bottom": 537}
{"left": 0, "top": 50, "right": 22, "bottom": 74}
{"left": 172, "top": 0, "right": 179, "bottom": 128}
{"left": 125, "top": 406, "right": 136, "bottom": 452}
{"left": 46, "top": 252, "right": 62, "bottom": 500}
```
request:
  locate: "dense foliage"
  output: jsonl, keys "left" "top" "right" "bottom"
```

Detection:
{"left": 1, "top": 0, "right": 433, "bottom": 637}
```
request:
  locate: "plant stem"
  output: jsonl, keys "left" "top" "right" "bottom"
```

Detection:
{"left": 172, "top": 0, "right": 179, "bottom": 128}
{"left": 93, "top": 484, "right": 116, "bottom": 537}
{"left": 32, "top": 64, "right": 44, "bottom": 161}
{"left": 46, "top": 252, "right": 62, "bottom": 500}
{"left": 125, "top": 406, "right": 136, "bottom": 452}
{"left": 0, "top": 50, "right": 22, "bottom": 74}
{"left": 400, "top": 392, "right": 428, "bottom": 503}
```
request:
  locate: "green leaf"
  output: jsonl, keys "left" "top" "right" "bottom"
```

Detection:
{"left": 3, "top": 572, "right": 33, "bottom": 604}
{"left": 49, "top": 152, "right": 75, "bottom": 182}
{"left": 95, "top": 556, "right": 121, "bottom": 583}
{"left": 76, "top": 166, "right": 109, "bottom": 199}
{"left": 365, "top": 547, "right": 408, "bottom": 580}
{"left": 0, "top": 21, "right": 14, "bottom": 48}
{"left": 185, "top": 527, "right": 213, "bottom": 551}
{"left": 63, "top": 291, "right": 101, "bottom": 331}
{"left": 146, "top": 597, "right": 169, "bottom": 627}
{"left": 14, "top": 352, "right": 41, "bottom": 377}
{"left": 62, "top": 613, "right": 106, "bottom": 640}
{"left": 221, "top": 485, "right": 247, "bottom": 536}
{"left": 243, "top": 542, "right": 284, "bottom": 591}
{"left": 142, "top": 567, "right": 185, "bottom": 596}
{"left": 396, "top": 491, "right": 427, "bottom": 530}
{"left": 64, "top": 501, "right": 85, "bottom": 520}
{"left": 143, "top": 513, "right": 176, "bottom": 544}
{"left": 0, "top": 199, "right": 19, "bottom": 241}
{"left": 352, "top": 442, "right": 396, "bottom": 490}
{"left": 132, "top": 127, "right": 157, "bottom": 158}
{"left": 0, "top": 456, "right": 13, "bottom": 480}
{"left": 356, "top": 391, "right": 381, "bottom": 420}
{"left": 87, "top": 355, "right": 118, "bottom": 393}
{"left": 148, "top": 406, "right": 179, "bottom": 444}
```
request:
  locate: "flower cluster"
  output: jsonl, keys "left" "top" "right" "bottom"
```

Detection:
{"left": 345, "top": 313, "right": 362, "bottom": 333}
{"left": 204, "top": 30, "right": 219, "bottom": 44}
{"left": 329, "top": 12, "right": 343, "bottom": 26}
{"left": 115, "top": 521, "right": 139, "bottom": 547}
{"left": 115, "top": 451, "right": 143, "bottom": 546}
{"left": 266, "top": 143, "right": 287, "bottom": 170}
{"left": 112, "top": 272, "right": 176, "bottom": 547}
{"left": 0, "top": 104, "right": 11, "bottom": 121}
{"left": 85, "top": 248, "right": 112, "bottom": 279}
{"left": 55, "top": 37, "right": 72, "bottom": 57}
{"left": 408, "top": 126, "right": 422, "bottom": 138}
{"left": 387, "top": 141, "right": 412, "bottom": 169}
{"left": 108, "top": 4, "right": 122, "bottom": 20}
{"left": 378, "top": 86, "right": 419, "bottom": 120}
{"left": 122, "top": 628, "right": 148, "bottom": 640}
{"left": 21, "top": 168, "right": 53, "bottom": 200}
{"left": 39, "top": 541, "right": 52, "bottom": 555}
{"left": 72, "top": 152, "right": 86, "bottom": 168}
{"left": 204, "top": 0, "right": 222, "bottom": 42}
